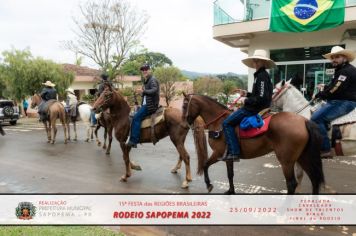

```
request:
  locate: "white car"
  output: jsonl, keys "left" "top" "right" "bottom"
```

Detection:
{"left": 0, "top": 100, "right": 19, "bottom": 125}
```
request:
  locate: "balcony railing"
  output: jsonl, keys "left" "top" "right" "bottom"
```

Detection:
{"left": 214, "top": 0, "right": 356, "bottom": 26}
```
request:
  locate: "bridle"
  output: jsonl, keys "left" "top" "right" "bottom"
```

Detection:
{"left": 95, "top": 90, "right": 113, "bottom": 112}
{"left": 272, "top": 84, "right": 291, "bottom": 102}
{"left": 183, "top": 94, "right": 230, "bottom": 130}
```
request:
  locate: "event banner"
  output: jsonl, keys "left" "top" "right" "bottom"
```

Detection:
{"left": 0, "top": 195, "right": 355, "bottom": 225}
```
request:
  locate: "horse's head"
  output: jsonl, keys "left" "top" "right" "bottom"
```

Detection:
{"left": 182, "top": 92, "right": 200, "bottom": 125}
{"left": 31, "top": 94, "right": 41, "bottom": 109}
{"left": 92, "top": 85, "right": 114, "bottom": 113}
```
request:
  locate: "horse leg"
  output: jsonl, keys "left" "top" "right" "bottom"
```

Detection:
{"left": 225, "top": 160, "right": 235, "bottom": 194}
{"left": 85, "top": 122, "right": 90, "bottom": 142}
{"left": 95, "top": 125, "right": 101, "bottom": 146}
{"left": 103, "top": 127, "right": 107, "bottom": 150}
{"left": 44, "top": 121, "right": 50, "bottom": 143}
{"left": 67, "top": 119, "right": 71, "bottom": 141}
{"left": 171, "top": 157, "right": 182, "bottom": 174}
{"left": 294, "top": 163, "right": 304, "bottom": 193}
{"left": 204, "top": 151, "right": 220, "bottom": 193}
{"left": 73, "top": 120, "right": 77, "bottom": 141}
{"left": 106, "top": 125, "right": 113, "bottom": 155}
{"left": 279, "top": 160, "right": 298, "bottom": 194}
{"left": 119, "top": 142, "right": 132, "bottom": 182}
{"left": 51, "top": 119, "right": 57, "bottom": 144}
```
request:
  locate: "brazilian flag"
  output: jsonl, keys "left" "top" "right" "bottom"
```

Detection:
{"left": 270, "top": 0, "right": 345, "bottom": 32}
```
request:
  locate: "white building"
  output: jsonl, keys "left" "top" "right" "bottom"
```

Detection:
{"left": 213, "top": 0, "right": 356, "bottom": 100}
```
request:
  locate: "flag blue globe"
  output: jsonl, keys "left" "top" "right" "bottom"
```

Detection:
{"left": 294, "top": 0, "right": 318, "bottom": 19}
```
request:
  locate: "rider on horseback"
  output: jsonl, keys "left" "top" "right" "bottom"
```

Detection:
{"left": 65, "top": 88, "right": 78, "bottom": 117}
{"left": 126, "top": 64, "right": 160, "bottom": 148}
{"left": 312, "top": 46, "right": 356, "bottom": 158}
{"left": 38, "top": 81, "right": 57, "bottom": 122}
{"left": 220, "top": 49, "right": 275, "bottom": 162}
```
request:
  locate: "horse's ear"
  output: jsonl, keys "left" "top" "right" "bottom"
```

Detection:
{"left": 281, "top": 80, "right": 286, "bottom": 86}
{"left": 286, "top": 79, "right": 292, "bottom": 84}
{"left": 182, "top": 92, "right": 187, "bottom": 98}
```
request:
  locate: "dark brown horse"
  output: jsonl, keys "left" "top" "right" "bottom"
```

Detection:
{"left": 92, "top": 85, "right": 207, "bottom": 189}
{"left": 182, "top": 93, "right": 325, "bottom": 194}
{"left": 94, "top": 110, "right": 114, "bottom": 155}
{"left": 31, "top": 94, "right": 68, "bottom": 144}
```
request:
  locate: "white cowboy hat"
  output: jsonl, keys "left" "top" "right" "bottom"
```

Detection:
{"left": 42, "top": 80, "right": 55, "bottom": 87}
{"left": 242, "top": 49, "right": 276, "bottom": 69}
{"left": 66, "top": 88, "right": 75, "bottom": 94}
{"left": 323, "top": 46, "right": 355, "bottom": 62}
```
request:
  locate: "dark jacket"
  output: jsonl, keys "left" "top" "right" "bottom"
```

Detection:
{"left": 40, "top": 87, "right": 57, "bottom": 101}
{"left": 142, "top": 75, "right": 160, "bottom": 114}
{"left": 244, "top": 67, "right": 273, "bottom": 113}
{"left": 317, "top": 63, "right": 356, "bottom": 101}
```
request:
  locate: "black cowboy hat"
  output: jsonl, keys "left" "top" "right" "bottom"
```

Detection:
{"left": 140, "top": 64, "right": 150, "bottom": 71}
{"left": 101, "top": 72, "right": 109, "bottom": 80}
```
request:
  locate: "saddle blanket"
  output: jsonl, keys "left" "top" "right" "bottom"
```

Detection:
{"left": 238, "top": 116, "right": 272, "bottom": 139}
{"left": 331, "top": 108, "right": 356, "bottom": 126}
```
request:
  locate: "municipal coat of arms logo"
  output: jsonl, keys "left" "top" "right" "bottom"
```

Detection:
{"left": 15, "top": 202, "right": 36, "bottom": 220}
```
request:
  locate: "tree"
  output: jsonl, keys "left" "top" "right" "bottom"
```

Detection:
{"left": 0, "top": 49, "right": 74, "bottom": 101}
{"left": 219, "top": 80, "right": 237, "bottom": 105}
{"left": 193, "top": 76, "right": 223, "bottom": 96}
{"left": 121, "top": 50, "right": 173, "bottom": 75}
{"left": 64, "top": 0, "right": 148, "bottom": 78}
{"left": 154, "top": 66, "right": 182, "bottom": 106}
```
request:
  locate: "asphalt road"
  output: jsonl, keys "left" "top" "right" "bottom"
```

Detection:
{"left": 1, "top": 119, "right": 356, "bottom": 235}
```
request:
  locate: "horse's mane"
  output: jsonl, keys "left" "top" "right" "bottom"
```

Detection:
{"left": 195, "top": 94, "right": 229, "bottom": 110}
{"left": 286, "top": 83, "right": 309, "bottom": 105}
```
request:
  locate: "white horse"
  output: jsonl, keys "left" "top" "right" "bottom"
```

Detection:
{"left": 273, "top": 80, "right": 356, "bottom": 155}
{"left": 62, "top": 101, "right": 94, "bottom": 142}
{"left": 273, "top": 80, "right": 356, "bottom": 192}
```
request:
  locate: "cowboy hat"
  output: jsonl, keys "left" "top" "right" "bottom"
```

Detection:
{"left": 323, "top": 46, "right": 355, "bottom": 62}
{"left": 66, "top": 88, "right": 75, "bottom": 94}
{"left": 242, "top": 49, "right": 276, "bottom": 69}
{"left": 42, "top": 81, "right": 55, "bottom": 87}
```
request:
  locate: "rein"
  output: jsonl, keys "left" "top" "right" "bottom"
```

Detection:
{"left": 203, "top": 110, "right": 229, "bottom": 129}
{"left": 272, "top": 84, "right": 291, "bottom": 102}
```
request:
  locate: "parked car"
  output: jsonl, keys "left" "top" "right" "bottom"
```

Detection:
{"left": 0, "top": 99, "right": 19, "bottom": 125}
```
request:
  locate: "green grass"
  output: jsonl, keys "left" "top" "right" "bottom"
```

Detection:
{"left": 0, "top": 226, "right": 125, "bottom": 236}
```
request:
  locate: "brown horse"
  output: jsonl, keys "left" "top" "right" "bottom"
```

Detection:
{"left": 92, "top": 85, "right": 207, "bottom": 189}
{"left": 182, "top": 93, "right": 325, "bottom": 194}
{"left": 31, "top": 94, "right": 68, "bottom": 144}
{"left": 94, "top": 110, "right": 114, "bottom": 155}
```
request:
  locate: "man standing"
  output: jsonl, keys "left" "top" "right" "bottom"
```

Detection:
{"left": 65, "top": 88, "right": 78, "bottom": 117}
{"left": 312, "top": 46, "right": 356, "bottom": 158}
{"left": 22, "top": 99, "right": 29, "bottom": 117}
{"left": 126, "top": 64, "right": 160, "bottom": 148}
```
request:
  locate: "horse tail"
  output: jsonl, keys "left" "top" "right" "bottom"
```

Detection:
{"left": 0, "top": 123, "right": 5, "bottom": 136}
{"left": 193, "top": 116, "right": 208, "bottom": 175}
{"left": 301, "top": 120, "right": 325, "bottom": 192}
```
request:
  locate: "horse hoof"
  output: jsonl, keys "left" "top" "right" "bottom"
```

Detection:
{"left": 47, "top": 140, "right": 50, "bottom": 143}
{"left": 51, "top": 141, "right": 55, "bottom": 144}
{"left": 97, "top": 142, "right": 101, "bottom": 147}
{"left": 120, "top": 176, "right": 127, "bottom": 182}
{"left": 181, "top": 181, "right": 189, "bottom": 189}
{"left": 131, "top": 165, "right": 142, "bottom": 171}
{"left": 85, "top": 139, "right": 89, "bottom": 142}
{"left": 224, "top": 190, "right": 235, "bottom": 195}
{"left": 105, "top": 152, "right": 110, "bottom": 155}
{"left": 207, "top": 184, "right": 214, "bottom": 193}
{"left": 171, "top": 168, "right": 178, "bottom": 174}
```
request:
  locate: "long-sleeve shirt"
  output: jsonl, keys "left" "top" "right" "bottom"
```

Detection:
{"left": 244, "top": 67, "right": 273, "bottom": 113}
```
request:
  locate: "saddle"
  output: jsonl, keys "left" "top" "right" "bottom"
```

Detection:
{"left": 208, "top": 109, "right": 273, "bottom": 140}
{"left": 40, "top": 99, "right": 57, "bottom": 121}
{"left": 128, "top": 106, "right": 165, "bottom": 145}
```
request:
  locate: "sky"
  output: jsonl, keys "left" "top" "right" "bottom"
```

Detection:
{"left": 0, "top": 0, "right": 248, "bottom": 74}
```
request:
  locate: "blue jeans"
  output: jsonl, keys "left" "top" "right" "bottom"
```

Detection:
{"left": 129, "top": 105, "right": 149, "bottom": 144}
{"left": 311, "top": 100, "right": 356, "bottom": 151}
{"left": 90, "top": 111, "right": 97, "bottom": 126}
{"left": 223, "top": 108, "right": 254, "bottom": 155}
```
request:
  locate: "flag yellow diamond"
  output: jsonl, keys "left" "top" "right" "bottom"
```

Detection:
{"left": 280, "top": 0, "right": 333, "bottom": 26}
